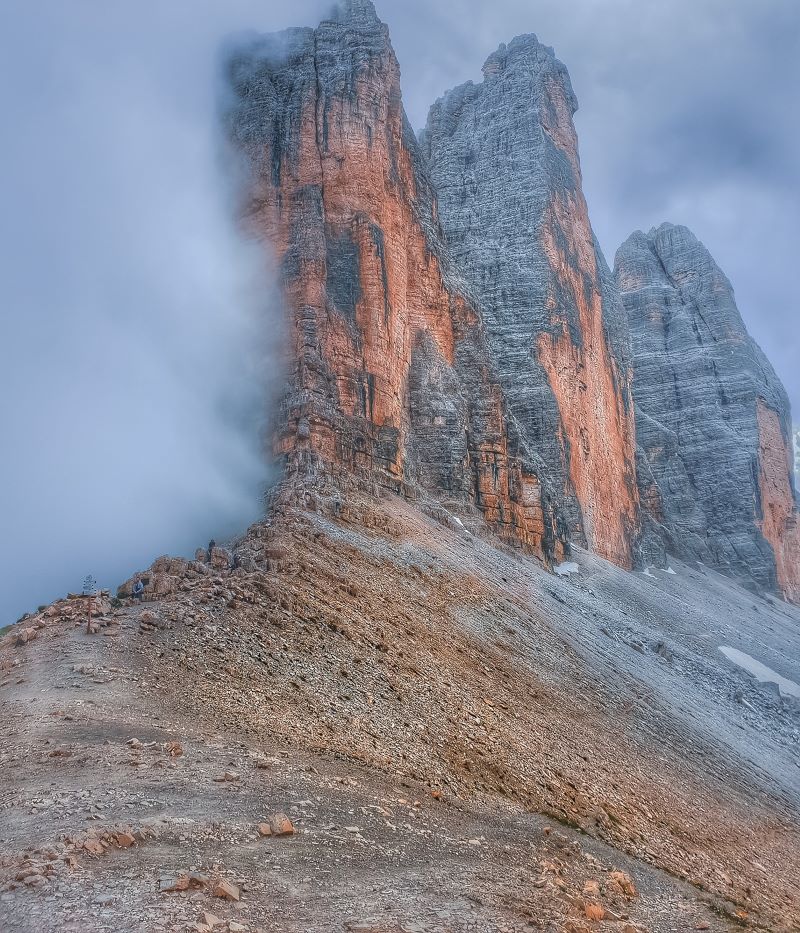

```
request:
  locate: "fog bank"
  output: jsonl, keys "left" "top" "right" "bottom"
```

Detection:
{"left": 0, "top": 2, "right": 331, "bottom": 622}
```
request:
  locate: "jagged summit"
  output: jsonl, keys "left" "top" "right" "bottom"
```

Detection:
{"left": 423, "top": 33, "right": 640, "bottom": 568}
{"left": 618, "top": 223, "right": 739, "bottom": 301}
{"left": 329, "top": 0, "right": 381, "bottom": 26}
{"left": 616, "top": 222, "right": 799, "bottom": 601}
{"left": 425, "top": 35, "right": 576, "bottom": 124}
{"left": 479, "top": 35, "right": 576, "bottom": 109}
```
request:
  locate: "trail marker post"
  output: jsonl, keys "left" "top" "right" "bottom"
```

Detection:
{"left": 83, "top": 574, "right": 97, "bottom": 634}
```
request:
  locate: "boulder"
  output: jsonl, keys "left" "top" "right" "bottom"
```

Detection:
{"left": 270, "top": 812, "right": 295, "bottom": 836}
{"left": 210, "top": 878, "right": 239, "bottom": 901}
{"left": 209, "top": 547, "right": 232, "bottom": 571}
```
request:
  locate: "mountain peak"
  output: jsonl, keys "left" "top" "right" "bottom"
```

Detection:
{"left": 480, "top": 34, "right": 562, "bottom": 79}
{"left": 330, "top": 0, "right": 381, "bottom": 26}
{"left": 616, "top": 221, "right": 799, "bottom": 602}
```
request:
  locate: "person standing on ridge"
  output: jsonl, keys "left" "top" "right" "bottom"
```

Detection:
{"left": 207, "top": 539, "right": 216, "bottom": 563}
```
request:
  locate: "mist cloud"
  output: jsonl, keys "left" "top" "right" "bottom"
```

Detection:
{"left": 0, "top": 1, "right": 330, "bottom": 622}
{"left": 1, "top": 0, "right": 796, "bottom": 622}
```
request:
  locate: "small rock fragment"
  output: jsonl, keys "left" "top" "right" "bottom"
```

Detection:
{"left": 213, "top": 770, "right": 240, "bottom": 783}
{"left": 159, "top": 875, "right": 190, "bottom": 893}
{"left": 211, "top": 879, "right": 240, "bottom": 902}
{"left": 584, "top": 903, "right": 605, "bottom": 922}
{"left": 607, "top": 870, "right": 637, "bottom": 898}
{"left": 270, "top": 812, "right": 295, "bottom": 836}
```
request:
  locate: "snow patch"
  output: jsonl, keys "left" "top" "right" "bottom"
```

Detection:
{"left": 554, "top": 561, "right": 580, "bottom": 577}
{"left": 719, "top": 646, "right": 800, "bottom": 698}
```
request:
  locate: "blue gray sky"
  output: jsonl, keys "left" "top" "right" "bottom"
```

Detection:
{"left": 1, "top": 0, "right": 797, "bottom": 622}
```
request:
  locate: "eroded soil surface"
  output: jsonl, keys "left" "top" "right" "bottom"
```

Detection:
{"left": 2, "top": 489, "right": 799, "bottom": 932}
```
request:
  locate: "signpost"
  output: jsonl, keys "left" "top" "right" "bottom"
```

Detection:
{"left": 83, "top": 574, "right": 97, "bottom": 634}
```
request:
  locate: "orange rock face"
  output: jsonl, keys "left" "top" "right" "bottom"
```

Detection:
{"left": 225, "top": 7, "right": 566, "bottom": 560}
{"left": 422, "top": 35, "right": 642, "bottom": 570}
{"left": 539, "top": 192, "right": 639, "bottom": 568}
{"left": 756, "top": 401, "right": 800, "bottom": 603}
{"left": 537, "top": 74, "right": 639, "bottom": 567}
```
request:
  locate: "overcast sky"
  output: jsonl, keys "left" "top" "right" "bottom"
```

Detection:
{"left": 0, "top": 0, "right": 797, "bottom": 622}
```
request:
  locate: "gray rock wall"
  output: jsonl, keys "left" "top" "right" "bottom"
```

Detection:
{"left": 421, "top": 36, "right": 641, "bottom": 569}
{"left": 615, "top": 222, "right": 798, "bottom": 596}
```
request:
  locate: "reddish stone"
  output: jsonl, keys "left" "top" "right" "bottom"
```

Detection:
{"left": 756, "top": 401, "right": 800, "bottom": 604}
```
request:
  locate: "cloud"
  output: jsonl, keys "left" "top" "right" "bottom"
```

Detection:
{"left": 0, "top": 1, "right": 328, "bottom": 622}
{"left": 1, "top": 0, "right": 796, "bottom": 621}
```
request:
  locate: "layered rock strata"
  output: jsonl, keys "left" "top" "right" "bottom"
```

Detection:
{"left": 422, "top": 36, "right": 640, "bottom": 568}
{"left": 223, "top": 1, "right": 797, "bottom": 592}
{"left": 615, "top": 223, "right": 799, "bottom": 601}
{"left": 223, "top": 0, "right": 567, "bottom": 560}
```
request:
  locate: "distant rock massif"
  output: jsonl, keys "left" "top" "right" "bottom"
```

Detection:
{"left": 223, "top": 0, "right": 799, "bottom": 601}
{"left": 615, "top": 225, "right": 799, "bottom": 602}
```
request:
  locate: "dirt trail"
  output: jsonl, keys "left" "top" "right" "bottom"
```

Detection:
{"left": 1, "top": 490, "right": 799, "bottom": 932}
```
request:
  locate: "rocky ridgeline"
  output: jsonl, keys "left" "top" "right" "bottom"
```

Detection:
{"left": 223, "top": 0, "right": 571, "bottom": 564}
{"left": 615, "top": 223, "right": 800, "bottom": 602}
{"left": 3, "top": 593, "right": 116, "bottom": 649}
{"left": 219, "top": 0, "right": 798, "bottom": 600}
{"left": 422, "top": 35, "right": 641, "bottom": 569}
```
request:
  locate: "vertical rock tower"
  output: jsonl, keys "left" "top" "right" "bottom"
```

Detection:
{"left": 616, "top": 223, "right": 800, "bottom": 602}
{"left": 422, "top": 37, "right": 640, "bottom": 568}
{"left": 222, "top": 3, "right": 796, "bottom": 593}
{"left": 223, "top": 1, "right": 569, "bottom": 559}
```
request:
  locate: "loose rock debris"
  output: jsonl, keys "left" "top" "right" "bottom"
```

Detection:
{"left": 1, "top": 486, "right": 799, "bottom": 931}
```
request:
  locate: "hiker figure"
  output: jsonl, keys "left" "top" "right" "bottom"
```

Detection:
{"left": 132, "top": 579, "right": 145, "bottom": 603}
{"left": 207, "top": 539, "right": 216, "bottom": 563}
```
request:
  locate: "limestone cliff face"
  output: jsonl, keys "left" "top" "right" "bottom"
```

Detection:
{"left": 223, "top": 1, "right": 567, "bottom": 559}
{"left": 222, "top": 6, "right": 795, "bottom": 590}
{"left": 421, "top": 37, "right": 640, "bottom": 569}
{"left": 615, "top": 223, "right": 799, "bottom": 602}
